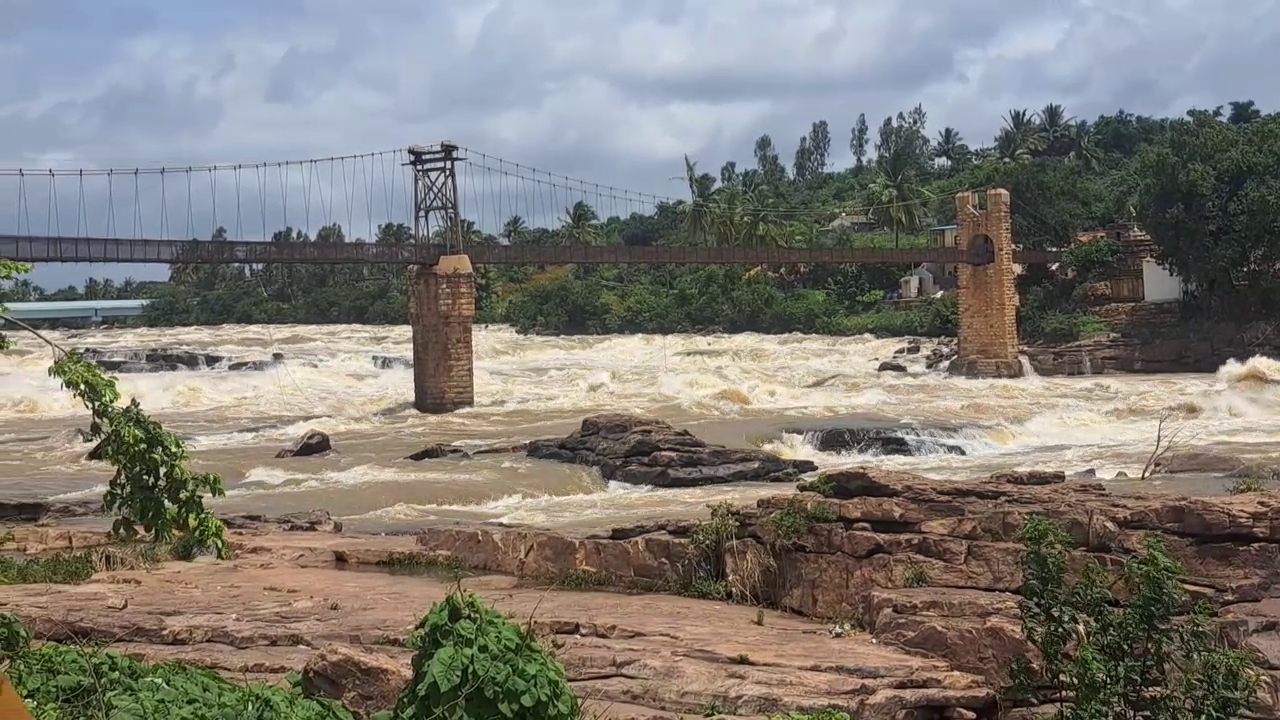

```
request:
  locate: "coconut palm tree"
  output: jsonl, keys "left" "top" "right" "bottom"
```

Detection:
{"left": 1037, "top": 103, "right": 1073, "bottom": 156}
{"left": 677, "top": 155, "right": 718, "bottom": 245}
{"left": 1001, "top": 108, "right": 1043, "bottom": 157}
{"left": 994, "top": 127, "right": 1034, "bottom": 164}
{"left": 1065, "top": 120, "right": 1103, "bottom": 169}
{"left": 933, "top": 127, "right": 967, "bottom": 166}
{"left": 500, "top": 215, "right": 528, "bottom": 244}
{"left": 560, "top": 201, "right": 602, "bottom": 245}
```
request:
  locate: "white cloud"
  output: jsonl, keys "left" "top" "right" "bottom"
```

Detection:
{"left": 1, "top": 0, "right": 1278, "bottom": 287}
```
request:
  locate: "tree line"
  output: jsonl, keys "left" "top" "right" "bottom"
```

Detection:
{"left": 4, "top": 99, "right": 1277, "bottom": 341}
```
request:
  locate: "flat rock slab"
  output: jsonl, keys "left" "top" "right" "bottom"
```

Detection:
{"left": 1, "top": 536, "right": 990, "bottom": 719}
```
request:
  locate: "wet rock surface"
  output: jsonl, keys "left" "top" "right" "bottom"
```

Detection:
{"left": 782, "top": 426, "right": 966, "bottom": 457}
{"left": 221, "top": 509, "right": 343, "bottom": 533}
{"left": 275, "top": 430, "right": 333, "bottom": 458}
{"left": 889, "top": 338, "right": 957, "bottom": 371}
{"left": 0, "top": 499, "right": 99, "bottom": 523}
{"left": 1153, "top": 451, "right": 1280, "bottom": 480}
{"left": 526, "top": 414, "right": 818, "bottom": 487}
{"left": 371, "top": 354, "right": 412, "bottom": 370}
{"left": 402, "top": 442, "right": 528, "bottom": 462}
{"left": 1023, "top": 318, "right": 1280, "bottom": 376}
{"left": 75, "top": 347, "right": 297, "bottom": 373}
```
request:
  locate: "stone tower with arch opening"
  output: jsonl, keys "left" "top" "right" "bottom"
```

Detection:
{"left": 948, "top": 188, "right": 1024, "bottom": 378}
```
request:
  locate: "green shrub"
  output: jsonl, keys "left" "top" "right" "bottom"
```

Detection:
{"left": 1006, "top": 516, "right": 1261, "bottom": 717}
{"left": 2, "top": 617, "right": 352, "bottom": 720}
{"left": 1062, "top": 237, "right": 1121, "bottom": 281}
{"left": 392, "top": 589, "right": 579, "bottom": 720}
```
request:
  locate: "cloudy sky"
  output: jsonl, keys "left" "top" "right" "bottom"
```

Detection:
{"left": 2, "top": 0, "right": 1278, "bottom": 288}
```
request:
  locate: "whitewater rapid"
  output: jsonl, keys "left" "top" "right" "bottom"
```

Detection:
{"left": 2, "top": 324, "right": 1278, "bottom": 530}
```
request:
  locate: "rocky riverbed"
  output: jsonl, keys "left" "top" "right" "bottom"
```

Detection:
{"left": 7, "top": 459, "right": 1280, "bottom": 718}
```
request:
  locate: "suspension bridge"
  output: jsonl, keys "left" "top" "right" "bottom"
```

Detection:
{"left": 1, "top": 142, "right": 1048, "bottom": 411}
{"left": 0, "top": 143, "right": 1056, "bottom": 266}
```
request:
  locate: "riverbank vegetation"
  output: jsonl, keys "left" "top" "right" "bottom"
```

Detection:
{"left": 3, "top": 102, "right": 1278, "bottom": 343}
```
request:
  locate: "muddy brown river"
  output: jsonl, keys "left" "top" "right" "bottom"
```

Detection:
{"left": 2, "top": 324, "right": 1278, "bottom": 530}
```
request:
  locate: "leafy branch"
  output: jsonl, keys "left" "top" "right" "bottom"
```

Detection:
{"left": 1, "top": 264, "right": 227, "bottom": 559}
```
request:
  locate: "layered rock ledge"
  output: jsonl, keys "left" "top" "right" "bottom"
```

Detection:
{"left": 3, "top": 527, "right": 990, "bottom": 719}
{"left": 8, "top": 467, "right": 1280, "bottom": 716}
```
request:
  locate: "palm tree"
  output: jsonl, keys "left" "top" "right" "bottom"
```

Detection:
{"left": 933, "top": 127, "right": 967, "bottom": 166}
{"left": 1037, "top": 103, "right": 1073, "bottom": 156}
{"left": 677, "top": 155, "right": 717, "bottom": 245}
{"left": 500, "top": 215, "right": 528, "bottom": 244}
{"left": 867, "top": 170, "right": 929, "bottom": 246}
{"left": 994, "top": 127, "right": 1034, "bottom": 164}
{"left": 1065, "top": 120, "right": 1103, "bottom": 169}
{"left": 560, "top": 201, "right": 601, "bottom": 245}
{"left": 1001, "top": 108, "right": 1043, "bottom": 157}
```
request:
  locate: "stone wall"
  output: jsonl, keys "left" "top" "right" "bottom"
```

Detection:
{"left": 408, "top": 255, "right": 476, "bottom": 413}
{"left": 951, "top": 189, "right": 1023, "bottom": 379}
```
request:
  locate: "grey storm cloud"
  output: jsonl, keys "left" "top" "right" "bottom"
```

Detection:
{"left": 1, "top": 0, "right": 1278, "bottom": 288}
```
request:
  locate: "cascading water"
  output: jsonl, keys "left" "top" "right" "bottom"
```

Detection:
{"left": 3, "top": 324, "right": 1278, "bottom": 530}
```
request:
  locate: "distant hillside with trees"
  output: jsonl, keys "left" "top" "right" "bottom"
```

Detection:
{"left": 6, "top": 100, "right": 1277, "bottom": 343}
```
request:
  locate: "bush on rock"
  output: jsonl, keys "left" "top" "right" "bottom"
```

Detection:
{"left": 389, "top": 589, "right": 580, "bottom": 720}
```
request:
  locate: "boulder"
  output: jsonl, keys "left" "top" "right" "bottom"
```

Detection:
{"left": 228, "top": 353, "right": 287, "bottom": 372}
{"left": 925, "top": 346, "right": 958, "bottom": 370}
{"left": 275, "top": 431, "right": 333, "bottom": 458}
{"left": 77, "top": 348, "right": 226, "bottom": 372}
{"left": 222, "top": 509, "right": 343, "bottom": 533}
{"left": 988, "top": 470, "right": 1065, "bottom": 486}
{"left": 877, "top": 361, "right": 908, "bottom": 373}
{"left": 782, "top": 426, "right": 966, "bottom": 457}
{"left": 372, "top": 355, "right": 412, "bottom": 370}
{"left": 0, "top": 500, "right": 99, "bottom": 523}
{"left": 525, "top": 414, "right": 817, "bottom": 488}
{"left": 404, "top": 442, "right": 529, "bottom": 460}
{"left": 404, "top": 444, "right": 471, "bottom": 461}
{"left": 1153, "top": 451, "right": 1280, "bottom": 480}
{"left": 300, "top": 644, "right": 410, "bottom": 718}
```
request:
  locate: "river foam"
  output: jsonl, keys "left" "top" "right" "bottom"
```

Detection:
{"left": 3, "top": 324, "right": 1278, "bottom": 528}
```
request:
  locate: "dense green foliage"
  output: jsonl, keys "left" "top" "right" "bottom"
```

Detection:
{"left": 0, "top": 613, "right": 354, "bottom": 720}
{"left": 0, "top": 259, "right": 29, "bottom": 349}
{"left": 0, "top": 552, "right": 95, "bottom": 585}
{"left": 1007, "top": 516, "right": 1261, "bottom": 718}
{"left": 5, "top": 100, "right": 1275, "bottom": 342}
{"left": 390, "top": 590, "right": 580, "bottom": 720}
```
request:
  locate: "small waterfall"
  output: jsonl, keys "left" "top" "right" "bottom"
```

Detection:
{"left": 1019, "top": 354, "right": 1039, "bottom": 378}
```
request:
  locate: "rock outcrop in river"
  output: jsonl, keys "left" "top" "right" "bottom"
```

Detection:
{"left": 75, "top": 347, "right": 299, "bottom": 373}
{"left": 526, "top": 413, "right": 818, "bottom": 487}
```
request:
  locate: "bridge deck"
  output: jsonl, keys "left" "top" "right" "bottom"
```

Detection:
{"left": 1, "top": 236, "right": 1061, "bottom": 266}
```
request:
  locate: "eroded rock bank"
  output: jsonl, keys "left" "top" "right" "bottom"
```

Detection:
{"left": 8, "top": 467, "right": 1280, "bottom": 716}
{"left": 3, "top": 524, "right": 991, "bottom": 720}
{"left": 1023, "top": 314, "right": 1280, "bottom": 376}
